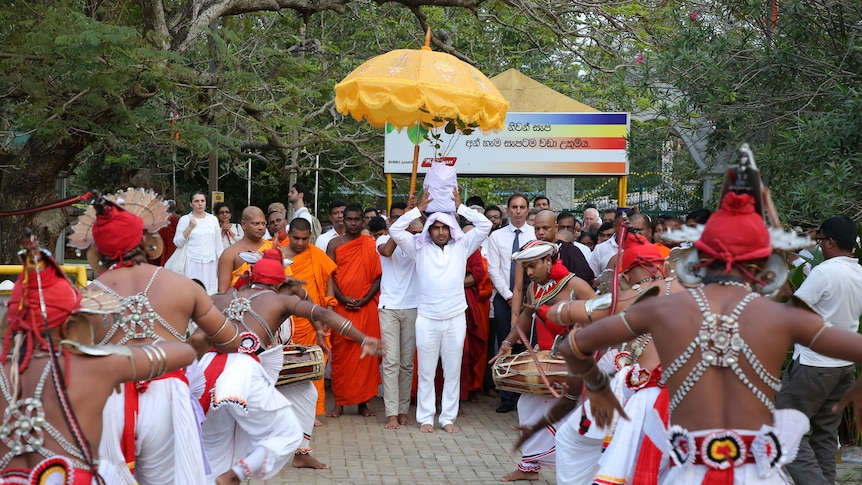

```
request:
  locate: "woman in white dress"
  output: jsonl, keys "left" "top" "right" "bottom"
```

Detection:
{"left": 173, "top": 191, "right": 223, "bottom": 293}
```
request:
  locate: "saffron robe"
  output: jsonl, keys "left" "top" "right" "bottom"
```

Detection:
{"left": 289, "top": 245, "right": 338, "bottom": 414}
{"left": 331, "top": 236, "right": 382, "bottom": 406}
{"left": 462, "top": 249, "right": 488, "bottom": 399}
{"left": 230, "top": 240, "right": 273, "bottom": 288}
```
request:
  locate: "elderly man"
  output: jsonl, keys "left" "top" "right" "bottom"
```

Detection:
{"left": 583, "top": 207, "right": 600, "bottom": 228}
{"left": 217, "top": 206, "right": 272, "bottom": 292}
{"left": 389, "top": 189, "right": 491, "bottom": 433}
{"left": 554, "top": 191, "right": 862, "bottom": 484}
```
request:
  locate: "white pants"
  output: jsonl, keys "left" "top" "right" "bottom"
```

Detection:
{"left": 379, "top": 307, "right": 417, "bottom": 417}
{"left": 555, "top": 406, "right": 603, "bottom": 485}
{"left": 277, "top": 380, "right": 318, "bottom": 451}
{"left": 517, "top": 393, "right": 572, "bottom": 472}
{"left": 415, "top": 312, "right": 466, "bottom": 427}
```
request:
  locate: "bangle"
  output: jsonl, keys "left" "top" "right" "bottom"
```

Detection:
{"left": 214, "top": 324, "right": 240, "bottom": 347}
{"left": 303, "top": 288, "right": 309, "bottom": 300}
{"left": 501, "top": 340, "right": 512, "bottom": 349}
{"left": 206, "top": 317, "right": 229, "bottom": 339}
{"left": 309, "top": 304, "right": 318, "bottom": 321}
{"left": 360, "top": 336, "right": 368, "bottom": 347}
{"left": 555, "top": 302, "right": 564, "bottom": 325}
{"left": 339, "top": 319, "right": 353, "bottom": 335}
{"left": 567, "top": 328, "right": 591, "bottom": 360}
{"left": 584, "top": 369, "right": 610, "bottom": 392}
{"left": 619, "top": 311, "right": 637, "bottom": 337}
{"left": 543, "top": 409, "right": 557, "bottom": 425}
{"left": 563, "top": 392, "right": 579, "bottom": 402}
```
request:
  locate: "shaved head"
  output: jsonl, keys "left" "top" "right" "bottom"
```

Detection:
{"left": 534, "top": 210, "right": 556, "bottom": 226}
{"left": 533, "top": 210, "right": 558, "bottom": 242}
{"left": 242, "top": 206, "right": 264, "bottom": 221}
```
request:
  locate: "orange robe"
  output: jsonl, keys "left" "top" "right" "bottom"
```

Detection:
{"left": 331, "top": 236, "right": 382, "bottom": 406}
{"left": 290, "top": 245, "right": 338, "bottom": 415}
{"left": 472, "top": 255, "right": 493, "bottom": 392}
{"left": 230, "top": 240, "right": 273, "bottom": 288}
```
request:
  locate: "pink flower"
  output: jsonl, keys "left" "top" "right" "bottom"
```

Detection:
{"left": 636, "top": 55, "right": 644, "bottom": 64}
{"left": 690, "top": 11, "right": 700, "bottom": 20}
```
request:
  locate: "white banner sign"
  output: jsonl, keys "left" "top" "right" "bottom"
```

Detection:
{"left": 384, "top": 112, "right": 629, "bottom": 176}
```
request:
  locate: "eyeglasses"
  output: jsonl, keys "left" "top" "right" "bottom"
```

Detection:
{"left": 816, "top": 236, "right": 830, "bottom": 244}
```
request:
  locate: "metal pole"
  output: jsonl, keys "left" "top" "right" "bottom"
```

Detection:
{"left": 314, "top": 155, "right": 320, "bottom": 216}
{"left": 247, "top": 157, "right": 252, "bottom": 207}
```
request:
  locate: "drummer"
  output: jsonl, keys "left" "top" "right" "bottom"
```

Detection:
{"left": 489, "top": 240, "right": 595, "bottom": 482}
{"left": 197, "top": 249, "right": 385, "bottom": 483}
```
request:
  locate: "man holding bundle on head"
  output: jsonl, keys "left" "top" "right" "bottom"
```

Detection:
{"left": 389, "top": 188, "right": 491, "bottom": 433}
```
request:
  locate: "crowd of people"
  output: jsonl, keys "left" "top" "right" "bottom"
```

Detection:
{"left": 3, "top": 173, "right": 862, "bottom": 485}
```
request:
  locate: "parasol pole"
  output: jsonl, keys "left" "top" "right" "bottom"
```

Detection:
{"left": 408, "top": 27, "right": 434, "bottom": 201}
{"left": 408, "top": 144, "right": 420, "bottom": 200}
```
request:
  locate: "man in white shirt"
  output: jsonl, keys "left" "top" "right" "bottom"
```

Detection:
{"left": 389, "top": 189, "right": 491, "bottom": 433}
{"left": 776, "top": 215, "right": 862, "bottom": 485}
{"left": 588, "top": 208, "right": 632, "bottom": 277}
{"left": 377, "top": 209, "right": 423, "bottom": 430}
{"left": 486, "top": 193, "right": 535, "bottom": 413}
{"left": 315, "top": 199, "right": 347, "bottom": 252}
{"left": 289, "top": 182, "right": 314, "bottom": 225}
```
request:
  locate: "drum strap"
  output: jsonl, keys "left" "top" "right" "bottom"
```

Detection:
{"left": 528, "top": 273, "right": 576, "bottom": 307}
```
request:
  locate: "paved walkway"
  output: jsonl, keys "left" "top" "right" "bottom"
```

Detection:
{"left": 250, "top": 390, "right": 862, "bottom": 485}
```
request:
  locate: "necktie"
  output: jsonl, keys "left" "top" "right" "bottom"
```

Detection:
{"left": 509, "top": 228, "right": 522, "bottom": 290}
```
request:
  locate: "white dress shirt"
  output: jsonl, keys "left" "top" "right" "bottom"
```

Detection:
{"left": 389, "top": 205, "right": 491, "bottom": 320}
{"left": 487, "top": 223, "right": 536, "bottom": 300}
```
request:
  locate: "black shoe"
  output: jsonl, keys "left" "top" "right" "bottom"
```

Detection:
{"left": 496, "top": 404, "right": 516, "bottom": 413}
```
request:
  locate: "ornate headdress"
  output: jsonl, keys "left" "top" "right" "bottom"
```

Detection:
{"left": 620, "top": 233, "right": 666, "bottom": 275}
{"left": 251, "top": 249, "right": 288, "bottom": 286}
{"left": 68, "top": 188, "right": 172, "bottom": 260}
{"left": 662, "top": 144, "right": 811, "bottom": 294}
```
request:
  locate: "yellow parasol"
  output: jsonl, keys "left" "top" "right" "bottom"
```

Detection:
{"left": 334, "top": 29, "right": 509, "bottom": 197}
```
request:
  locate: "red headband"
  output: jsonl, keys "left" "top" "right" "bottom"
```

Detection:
{"left": 4, "top": 254, "right": 82, "bottom": 370}
{"left": 694, "top": 192, "right": 771, "bottom": 273}
{"left": 92, "top": 203, "right": 145, "bottom": 260}
{"left": 251, "top": 249, "right": 285, "bottom": 286}
{"left": 621, "top": 233, "right": 666, "bottom": 274}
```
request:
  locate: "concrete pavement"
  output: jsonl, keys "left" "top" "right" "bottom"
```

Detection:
{"left": 249, "top": 391, "right": 862, "bottom": 485}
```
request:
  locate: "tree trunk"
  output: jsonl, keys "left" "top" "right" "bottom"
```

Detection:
{"left": 0, "top": 136, "right": 85, "bottom": 264}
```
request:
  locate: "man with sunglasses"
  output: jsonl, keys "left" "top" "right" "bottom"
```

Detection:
{"left": 776, "top": 215, "right": 862, "bottom": 485}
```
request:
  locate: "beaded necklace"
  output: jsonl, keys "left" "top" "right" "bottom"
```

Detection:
{"left": 661, "top": 285, "right": 780, "bottom": 414}
{"left": 0, "top": 360, "right": 89, "bottom": 469}
{"left": 93, "top": 267, "right": 185, "bottom": 344}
